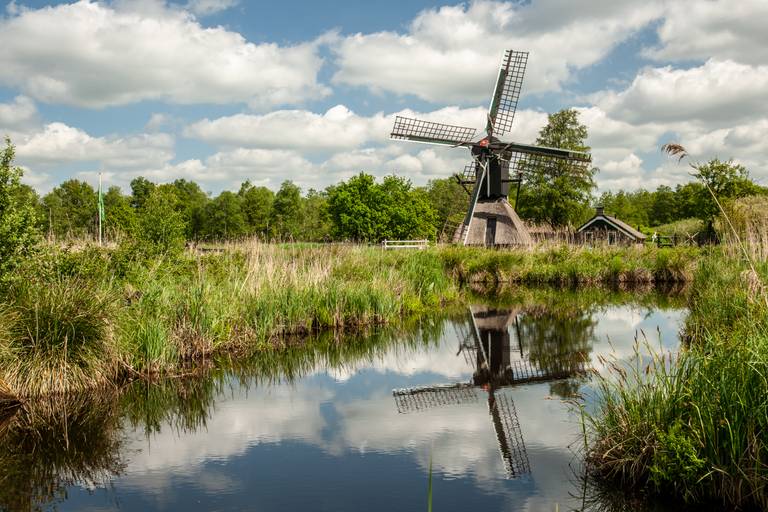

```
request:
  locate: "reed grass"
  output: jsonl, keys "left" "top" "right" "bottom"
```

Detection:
{"left": 0, "top": 239, "right": 700, "bottom": 396}
{"left": 584, "top": 201, "right": 768, "bottom": 508}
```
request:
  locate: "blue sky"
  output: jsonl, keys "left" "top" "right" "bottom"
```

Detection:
{"left": 1, "top": 0, "right": 766, "bottom": 195}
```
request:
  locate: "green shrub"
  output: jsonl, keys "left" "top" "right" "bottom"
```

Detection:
{"left": 0, "top": 277, "right": 120, "bottom": 396}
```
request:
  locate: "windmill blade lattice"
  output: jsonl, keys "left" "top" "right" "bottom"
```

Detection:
{"left": 391, "top": 116, "right": 477, "bottom": 146}
{"left": 487, "top": 50, "right": 529, "bottom": 137}
{"left": 502, "top": 145, "right": 592, "bottom": 178}
{"left": 489, "top": 392, "right": 531, "bottom": 477}
{"left": 393, "top": 383, "right": 478, "bottom": 413}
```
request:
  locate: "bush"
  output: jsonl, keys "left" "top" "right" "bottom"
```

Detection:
{"left": 0, "top": 138, "right": 39, "bottom": 284}
{"left": 0, "top": 277, "right": 120, "bottom": 396}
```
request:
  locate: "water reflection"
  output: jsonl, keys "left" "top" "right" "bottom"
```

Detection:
{"left": 0, "top": 288, "right": 688, "bottom": 512}
{"left": 394, "top": 305, "right": 590, "bottom": 479}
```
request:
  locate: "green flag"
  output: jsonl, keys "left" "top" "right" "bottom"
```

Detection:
{"left": 98, "top": 173, "right": 105, "bottom": 244}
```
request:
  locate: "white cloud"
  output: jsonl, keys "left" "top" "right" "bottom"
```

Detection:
{"left": 185, "top": 105, "right": 498, "bottom": 151}
{"left": 0, "top": 1, "right": 328, "bottom": 108}
{"left": 13, "top": 122, "right": 175, "bottom": 171}
{"left": 646, "top": 0, "right": 768, "bottom": 65}
{"left": 332, "top": 0, "right": 662, "bottom": 103}
{"left": 0, "top": 95, "right": 38, "bottom": 131}
{"left": 186, "top": 0, "right": 238, "bottom": 16}
{"left": 594, "top": 60, "right": 768, "bottom": 125}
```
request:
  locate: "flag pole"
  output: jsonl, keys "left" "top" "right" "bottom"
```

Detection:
{"left": 98, "top": 172, "right": 103, "bottom": 246}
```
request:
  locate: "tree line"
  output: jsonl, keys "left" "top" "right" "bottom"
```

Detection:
{"left": 6, "top": 108, "right": 768, "bottom": 248}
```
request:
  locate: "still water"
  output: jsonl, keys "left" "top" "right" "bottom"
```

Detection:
{"left": 1, "top": 289, "right": 686, "bottom": 511}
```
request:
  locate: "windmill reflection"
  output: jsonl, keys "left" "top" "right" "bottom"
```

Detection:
{"left": 393, "top": 305, "right": 590, "bottom": 479}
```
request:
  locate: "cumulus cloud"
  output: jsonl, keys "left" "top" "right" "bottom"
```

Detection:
{"left": 184, "top": 105, "right": 502, "bottom": 151}
{"left": 593, "top": 60, "right": 768, "bottom": 125}
{"left": 13, "top": 122, "right": 175, "bottom": 174}
{"left": 646, "top": 0, "right": 768, "bottom": 65}
{"left": 186, "top": 0, "right": 238, "bottom": 16}
{"left": 332, "top": 0, "right": 663, "bottom": 103}
{"left": 0, "top": 95, "right": 39, "bottom": 131}
{"left": 0, "top": 1, "right": 328, "bottom": 108}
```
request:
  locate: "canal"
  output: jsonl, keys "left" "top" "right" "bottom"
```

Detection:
{"left": 0, "top": 288, "right": 686, "bottom": 511}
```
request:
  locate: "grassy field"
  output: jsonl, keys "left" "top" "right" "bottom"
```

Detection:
{"left": 0, "top": 241, "right": 701, "bottom": 397}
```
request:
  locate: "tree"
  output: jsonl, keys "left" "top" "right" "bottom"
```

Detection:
{"left": 298, "top": 188, "right": 332, "bottom": 241}
{"left": 270, "top": 181, "right": 303, "bottom": 240}
{"left": 516, "top": 109, "right": 597, "bottom": 227}
{"left": 423, "top": 177, "right": 468, "bottom": 231}
{"left": 42, "top": 179, "right": 97, "bottom": 238}
{"left": 0, "top": 138, "right": 38, "bottom": 280}
{"left": 650, "top": 185, "right": 676, "bottom": 226}
{"left": 130, "top": 177, "right": 156, "bottom": 209}
{"left": 202, "top": 191, "right": 247, "bottom": 239}
{"left": 238, "top": 181, "right": 274, "bottom": 237}
{"left": 103, "top": 185, "right": 136, "bottom": 238}
{"left": 136, "top": 187, "right": 186, "bottom": 256}
{"left": 327, "top": 173, "right": 438, "bottom": 241}
{"left": 171, "top": 179, "right": 208, "bottom": 239}
{"left": 692, "top": 158, "right": 762, "bottom": 222}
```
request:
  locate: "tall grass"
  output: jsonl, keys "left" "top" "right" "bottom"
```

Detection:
{"left": 0, "top": 239, "right": 699, "bottom": 395}
{"left": 0, "top": 276, "right": 120, "bottom": 396}
{"left": 585, "top": 204, "right": 768, "bottom": 508}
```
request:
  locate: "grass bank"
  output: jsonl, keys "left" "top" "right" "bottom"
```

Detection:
{"left": 0, "top": 241, "right": 700, "bottom": 397}
{"left": 585, "top": 252, "right": 768, "bottom": 509}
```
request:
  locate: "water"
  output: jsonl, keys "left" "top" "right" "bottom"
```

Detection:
{"left": 0, "top": 289, "right": 686, "bottom": 511}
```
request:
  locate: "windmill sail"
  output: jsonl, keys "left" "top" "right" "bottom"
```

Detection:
{"left": 487, "top": 50, "right": 528, "bottom": 137}
{"left": 393, "top": 383, "right": 478, "bottom": 413}
{"left": 489, "top": 392, "right": 530, "bottom": 477}
{"left": 391, "top": 116, "right": 476, "bottom": 146}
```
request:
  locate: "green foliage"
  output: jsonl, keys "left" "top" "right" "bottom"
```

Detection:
{"left": 130, "top": 176, "right": 156, "bottom": 209}
{"left": 103, "top": 185, "right": 136, "bottom": 237}
{"left": 0, "top": 138, "right": 39, "bottom": 282}
{"left": 586, "top": 251, "right": 768, "bottom": 509}
{"left": 202, "top": 190, "right": 247, "bottom": 239}
{"left": 517, "top": 109, "right": 597, "bottom": 227}
{"left": 423, "top": 177, "right": 468, "bottom": 230}
{"left": 239, "top": 180, "right": 274, "bottom": 237}
{"left": 0, "top": 275, "right": 119, "bottom": 396}
{"left": 327, "top": 173, "right": 438, "bottom": 241}
{"left": 135, "top": 187, "right": 186, "bottom": 256}
{"left": 42, "top": 179, "right": 96, "bottom": 239}
{"left": 271, "top": 180, "right": 303, "bottom": 240}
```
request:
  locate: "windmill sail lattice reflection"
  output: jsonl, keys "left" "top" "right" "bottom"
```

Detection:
{"left": 393, "top": 306, "right": 589, "bottom": 478}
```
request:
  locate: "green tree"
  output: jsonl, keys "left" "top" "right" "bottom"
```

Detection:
{"left": 171, "top": 179, "right": 208, "bottom": 239}
{"left": 42, "top": 179, "right": 97, "bottom": 238}
{"left": 327, "top": 173, "right": 438, "bottom": 241}
{"left": 650, "top": 185, "right": 676, "bottom": 226}
{"left": 270, "top": 181, "right": 303, "bottom": 240}
{"left": 136, "top": 187, "right": 186, "bottom": 256}
{"left": 423, "top": 177, "right": 468, "bottom": 232}
{"left": 103, "top": 185, "right": 136, "bottom": 238}
{"left": 517, "top": 109, "right": 597, "bottom": 226}
{"left": 298, "top": 188, "right": 332, "bottom": 241}
{"left": 0, "top": 138, "right": 39, "bottom": 280}
{"left": 202, "top": 191, "right": 247, "bottom": 239}
{"left": 238, "top": 181, "right": 274, "bottom": 237}
{"left": 692, "top": 158, "right": 762, "bottom": 222}
{"left": 130, "top": 177, "right": 156, "bottom": 209}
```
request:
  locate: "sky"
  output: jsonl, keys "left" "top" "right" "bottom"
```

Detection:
{"left": 1, "top": 0, "right": 767, "bottom": 196}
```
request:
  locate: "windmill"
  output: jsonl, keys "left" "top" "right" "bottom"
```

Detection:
{"left": 392, "top": 306, "right": 589, "bottom": 478}
{"left": 390, "top": 50, "right": 592, "bottom": 246}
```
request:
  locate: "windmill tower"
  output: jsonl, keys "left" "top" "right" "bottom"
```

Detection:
{"left": 392, "top": 306, "right": 589, "bottom": 478}
{"left": 390, "top": 50, "right": 592, "bottom": 246}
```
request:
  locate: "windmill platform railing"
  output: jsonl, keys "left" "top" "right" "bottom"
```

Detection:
{"left": 382, "top": 239, "right": 429, "bottom": 250}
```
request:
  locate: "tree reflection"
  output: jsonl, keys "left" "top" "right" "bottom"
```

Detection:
{"left": 0, "top": 393, "right": 125, "bottom": 512}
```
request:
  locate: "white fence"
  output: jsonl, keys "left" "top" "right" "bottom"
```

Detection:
{"left": 382, "top": 239, "right": 429, "bottom": 250}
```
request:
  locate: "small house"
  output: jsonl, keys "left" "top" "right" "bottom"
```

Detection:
{"left": 576, "top": 206, "right": 647, "bottom": 245}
